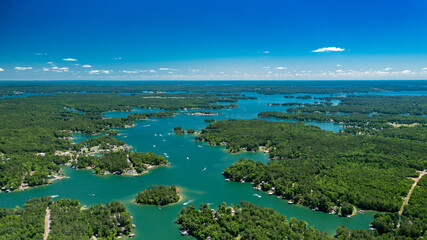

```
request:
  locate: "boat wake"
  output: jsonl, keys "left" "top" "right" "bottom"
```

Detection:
{"left": 183, "top": 200, "right": 194, "bottom": 206}
{"left": 253, "top": 194, "right": 262, "bottom": 198}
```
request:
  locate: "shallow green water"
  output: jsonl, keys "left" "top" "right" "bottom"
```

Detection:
{"left": 1, "top": 93, "right": 377, "bottom": 239}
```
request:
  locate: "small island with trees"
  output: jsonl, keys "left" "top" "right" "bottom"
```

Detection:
{"left": 135, "top": 185, "right": 181, "bottom": 206}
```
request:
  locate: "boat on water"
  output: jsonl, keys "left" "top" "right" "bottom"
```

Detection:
{"left": 51, "top": 195, "right": 59, "bottom": 198}
{"left": 202, "top": 167, "right": 207, "bottom": 171}
{"left": 186, "top": 156, "right": 189, "bottom": 160}
{"left": 253, "top": 194, "right": 262, "bottom": 198}
{"left": 153, "top": 145, "right": 156, "bottom": 147}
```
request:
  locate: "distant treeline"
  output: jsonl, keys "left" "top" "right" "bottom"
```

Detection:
{"left": 1, "top": 81, "right": 426, "bottom": 96}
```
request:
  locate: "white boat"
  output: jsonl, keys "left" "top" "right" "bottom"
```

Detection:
{"left": 51, "top": 195, "right": 59, "bottom": 198}
{"left": 202, "top": 167, "right": 207, "bottom": 172}
{"left": 186, "top": 157, "right": 189, "bottom": 160}
{"left": 253, "top": 194, "right": 262, "bottom": 198}
{"left": 153, "top": 145, "right": 156, "bottom": 148}
{"left": 198, "top": 145, "right": 202, "bottom": 147}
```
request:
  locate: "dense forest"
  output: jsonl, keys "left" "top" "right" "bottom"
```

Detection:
{"left": 197, "top": 120, "right": 426, "bottom": 212}
{"left": 177, "top": 201, "right": 330, "bottom": 240}
{"left": 0, "top": 196, "right": 133, "bottom": 239}
{"left": 197, "top": 119, "right": 427, "bottom": 238}
{"left": 0, "top": 92, "right": 237, "bottom": 191}
{"left": 135, "top": 185, "right": 180, "bottom": 206}
{"left": 178, "top": 200, "right": 427, "bottom": 240}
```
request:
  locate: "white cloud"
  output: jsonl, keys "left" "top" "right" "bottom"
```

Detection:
{"left": 0, "top": 68, "right": 4, "bottom": 72}
{"left": 384, "top": 67, "right": 392, "bottom": 71}
{"left": 336, "top": 70, "right": 343, "bottom": 73}
{"left": 263, "top": 66, "right": 270, "bottom": 69}
{"left": 42, "top": 67, "right": 50, "bottom": 71}
{"left": 263, "top": 51, "right": 270, "bottom": 54}
{"left": 35, "top": 53, "right": 47, "bottom": 56}
{"left": 51, "top": 67, "right": 69, "bottom": 72}
{"left": 312, "top": 47, "right": 345, "bottom": 53}
{"left": 89, "top": 70, "right": 110, "bottom": 74}
{"left": 422, "top": 67, "right": 427, "bottom": 71}
{"left": 122, "top": 70, "right": 138, "bottom": 74}
{"left": 274, "top": 67, "right": 287, "bottom": 70}
{"left": 337, "top": 64, "right": 341, "bottom": 67}
{"left": 159, "top": 68, "right": 176, "bottom": 71}
{"left": 62, "top": 58, "right": 78, "bottom": 61}
{"left": 14, "top": 67, "right": 33, "bottom": 70}
{"left": 401, "top": 70, "right": 411, "bottom": 74}
{"left": 82, "top": 65, "right": 92, "bottom": 68}
{"left": 114, "top": 57, "right": 122, "bottom": 60}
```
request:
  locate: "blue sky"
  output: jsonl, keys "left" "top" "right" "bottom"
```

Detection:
{"left": 1, "top": 0, "right": 427, "bottom": 80}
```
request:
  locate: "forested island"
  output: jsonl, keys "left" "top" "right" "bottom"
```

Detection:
{"left": 136, "top": 185, "right": 180, "bottom": 206}
{"left": 0, "top": 196, "right": 133, "bottom": 239}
